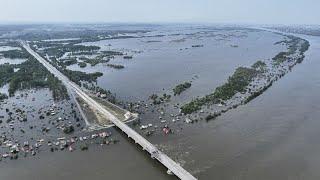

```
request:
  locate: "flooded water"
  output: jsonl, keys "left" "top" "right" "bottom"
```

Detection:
{"left": 0, "top": 58, "right": 26, "bottom": 65}
{"left": 185, "top": 33, "right": 320, "bottom": 179}
{"left": 71, "top": 29, "right": 285, "bottom": 102}
{"left": 0, "top": 45, "right": 26, "bottom": 64}
{"left": 1, "top": 28, "right": 320, "bottom": 180}
{"left": 0, "top": 46, "right": 21, "bottom": 52}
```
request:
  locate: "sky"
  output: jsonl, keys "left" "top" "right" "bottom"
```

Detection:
{"left": 0, "top": 0, "right": 319, "bottom": 25}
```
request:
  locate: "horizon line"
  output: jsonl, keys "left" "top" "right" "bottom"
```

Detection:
{"left": 0, "top": 21, "right": 319, "bottom": 26}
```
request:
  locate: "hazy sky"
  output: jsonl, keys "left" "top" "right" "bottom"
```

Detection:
{"left": 0, "top": 0, "right": 319, "bottom": 24}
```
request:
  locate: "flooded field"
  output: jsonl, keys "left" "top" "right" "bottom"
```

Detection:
{"left": 0, "top": 46, "right": 21, "bottom": 52}
{"left": 0, "top": 46, "right": 26, "bottom": 65}
{"left": 0, "top": 25, "right": 319, "bottom": 180}
{"left": 0, "top": 58, "right": 26, "bottom": 65}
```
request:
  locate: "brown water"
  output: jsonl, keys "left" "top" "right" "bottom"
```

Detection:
{"left": 1, "top": 29, "right": 319, "bottom": 180}
{"left": 71, "top": 28, "right": 285, "bottom": 102}
{"left": 164, "top": 32, "right": 320, "bottom": 179}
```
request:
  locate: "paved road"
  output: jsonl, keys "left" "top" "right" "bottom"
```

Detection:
{"left": 21, "top": 42, "right": 197, "bottom": 180}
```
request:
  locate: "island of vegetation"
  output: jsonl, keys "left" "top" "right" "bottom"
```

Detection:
{"left": 60, "top": 57, "right": 78, "bottom": 66}
{"left": 272, "top": 35, "right": 310, "bottom": 64}
{"left": 41, "top": 44, "right": 100, "bottom": 58}
{"left": 181, "top": 67, "right": 260, "bottom": 114}
{"left": 79, "top": 55, "right": 110, "bottom": 66}
{"left": 173, "top": 82, "right": 192, "bottom": 96}
{"left": 0, "top": 54, "right": 69, "bottom": 101}
{"left": 192, "top": 45, "right": 204, "bottom": 48}
{"left": 251, "top": 60, "right": 267, "bottom": 70}
{"left": 0, "top": 49, "right": 30, "bottom": 59}
{"left": 0, "top": 93, "right": 8, "bottom": 100}
{"left": 78, "top": 62, "right": 87, "bottom": 68}
{"left": 60, "top": 69, "right": 103, "bottom": 86}
{"left": 123, "top": 55, "right": 133, "bottom": 59}
{"left": 149, "top": 93, "right": 171, "bottom": 105}
{"left": 180, "top": 34, "right": 310, "bottom": 120}
{"left": 107, "top": 64, "right": 125, "bottom": 69}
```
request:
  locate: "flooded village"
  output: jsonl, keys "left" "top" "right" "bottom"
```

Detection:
{"left": 0, "top": 24, "right": 316, "bottom": 180}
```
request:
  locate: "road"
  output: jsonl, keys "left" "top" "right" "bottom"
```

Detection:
{"left": 21, "top": 42, "right": 197, "bottom": 180}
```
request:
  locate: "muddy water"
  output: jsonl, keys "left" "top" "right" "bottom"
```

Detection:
{"left": 164, "top": 33, "right": 320, "bottom": 179}
{"left": 0, "top": 46, "right": 26, "bottom": 64}
{"left": 0, "top": 46, "right": 21, "bottom": 52}
{"left": 1, "top": 30, "right": 319, "bottom": 180}
{"left": 0, "top": 133, "right": 176, "bottom": 180}
{"left": 0, "top": 58, "right": 26, "bottom": 65}
{"left": 71, "top": 29, "right": 285, "bottom": 102}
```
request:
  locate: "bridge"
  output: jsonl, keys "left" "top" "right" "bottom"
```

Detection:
{"left": 21, "top": 42, "right": 197, "bottom": 180}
